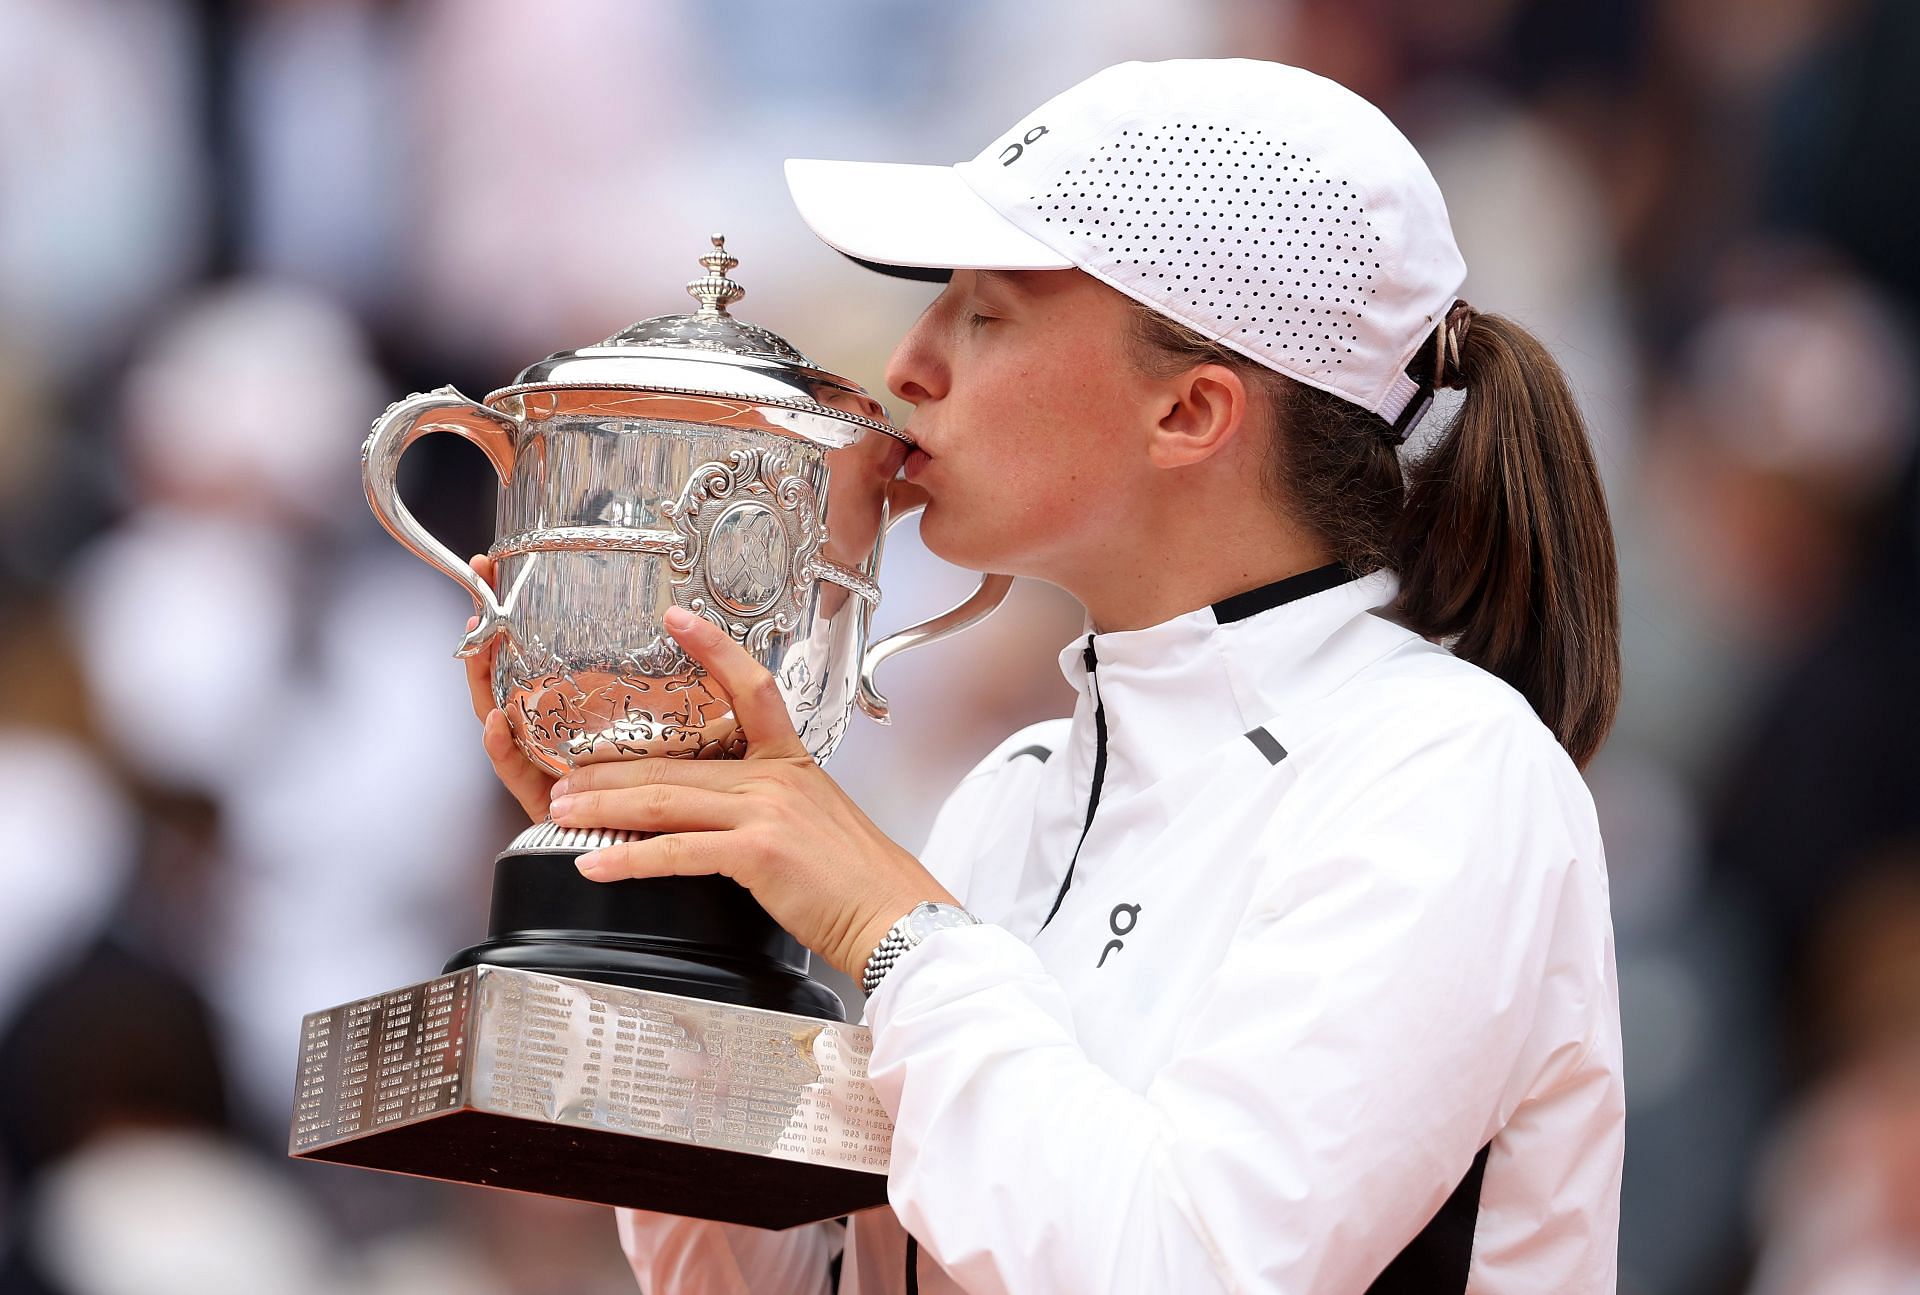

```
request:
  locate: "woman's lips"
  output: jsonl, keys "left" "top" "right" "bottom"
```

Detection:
{"left": 902, "top": 447, "right": 932, "bottom": 481}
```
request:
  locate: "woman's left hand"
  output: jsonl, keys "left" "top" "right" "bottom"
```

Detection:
{"left": 546, "top": 604, "right": 959, "bottom": 983}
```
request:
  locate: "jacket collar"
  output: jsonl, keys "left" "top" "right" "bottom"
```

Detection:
{"left": 1055, "top": 566, "right": 1414, "bottom": 801}
{"left": 1208, "top": 560, "right": 1362, "bottom": 624}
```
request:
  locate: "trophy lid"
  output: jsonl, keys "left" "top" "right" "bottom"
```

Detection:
{"left": 487, "top": 235, "right": 904, "bottom": 447}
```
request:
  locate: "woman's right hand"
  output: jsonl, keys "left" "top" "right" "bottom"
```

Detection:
{"left": 464, "top": 553, "right": 556, "bottom": 822}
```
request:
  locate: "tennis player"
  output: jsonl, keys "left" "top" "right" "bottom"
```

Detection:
{"left": 467, "top": 58, "right": 1625, "bottom": 1295}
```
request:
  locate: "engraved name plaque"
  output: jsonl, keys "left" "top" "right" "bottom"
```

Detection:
{"left": 290, "top": 965, "right": 892, "bottom": 1228}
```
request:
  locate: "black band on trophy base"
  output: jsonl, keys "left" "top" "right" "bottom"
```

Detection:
{"left": 306, "top": 1105, "right": 888, "bottom": 1228}
{"left": 444, "top": 849, "right": 848, "bottom": 1022}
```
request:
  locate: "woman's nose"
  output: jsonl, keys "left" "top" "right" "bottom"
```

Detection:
{"left": 884, "top": 305, "right": 947, "bottom": 407}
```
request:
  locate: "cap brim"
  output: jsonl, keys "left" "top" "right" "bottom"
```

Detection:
{"left": 785, "top": 158, "right": 1073, "bottom": 277}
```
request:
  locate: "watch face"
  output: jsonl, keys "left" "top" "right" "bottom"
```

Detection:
{"left": 903, "top": 902, "right": 946, "bottom": 943}
{"left": 904, "top": 902, "right": 972, "bottom": 942}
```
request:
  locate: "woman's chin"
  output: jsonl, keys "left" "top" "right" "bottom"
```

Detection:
{"left": 916, "top": 506, "right": 1012, "bottom": 576}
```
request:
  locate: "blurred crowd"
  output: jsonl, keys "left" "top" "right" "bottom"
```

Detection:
{"left": 1, "top": 1, "right": 1918, "bottom": 1292}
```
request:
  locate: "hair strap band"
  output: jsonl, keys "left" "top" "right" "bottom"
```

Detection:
{"left": 1433, "top": 300, "right": 1475, "bottom": 391}
{"left": 1383, "top": 299, "right": 1476, "bottom": 447}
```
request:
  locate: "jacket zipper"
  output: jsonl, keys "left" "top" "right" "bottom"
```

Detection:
{"left": 902, "top": 644, "right": 1104, "bottom": 1291}
{"left": 902, "top": 641, "right": 1105, "bottom": 1283}
{"left": 1039, "top": 639, "right": 1107, "bottom": 933}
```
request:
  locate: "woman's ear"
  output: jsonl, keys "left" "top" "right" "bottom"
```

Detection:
{"left": 1145, "top": 363, "right": 1250, "bottom": 469}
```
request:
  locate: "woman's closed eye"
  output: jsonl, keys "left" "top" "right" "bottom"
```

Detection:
{"left": 967, "top": 312, "right": 1001, "bottom": 330}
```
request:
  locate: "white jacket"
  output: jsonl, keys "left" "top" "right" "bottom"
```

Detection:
{"left": 619, "top": 566, "right": 1625, "bottom": 1294}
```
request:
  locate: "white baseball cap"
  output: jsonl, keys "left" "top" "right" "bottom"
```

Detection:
{"left": 786, "top": 59, "right": 1467, "bottom": 429}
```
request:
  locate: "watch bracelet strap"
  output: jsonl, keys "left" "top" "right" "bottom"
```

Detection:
{"left": 860, "top": 925, "right": 913, "bottom": 994}
{"left": 861, "top": 903, "right": 979, "bottom": 995}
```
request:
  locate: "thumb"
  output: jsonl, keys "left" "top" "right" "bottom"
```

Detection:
{"left": 886, "top": 477, "right": 930, "bottom": 515}
{"left": 662, "top": 606, "right": 807, "bottom": 759}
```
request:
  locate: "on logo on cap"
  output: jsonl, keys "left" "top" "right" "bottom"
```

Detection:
{"left": 1000, "top": 125, "right": 1050, "bottom": 166}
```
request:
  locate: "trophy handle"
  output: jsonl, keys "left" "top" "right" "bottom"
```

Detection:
{"left": 855, "top": 484, "right": 1014, "bottom": 724}
{"left": 363, "top": 386, "right": 519, "bottom": 658}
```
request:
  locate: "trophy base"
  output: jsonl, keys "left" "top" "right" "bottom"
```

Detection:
{"left": 451, "top": 832, "right": 846, "bottom": 1022}
{"left": 290, "top": 965, "right": 892, "bottom": 1228}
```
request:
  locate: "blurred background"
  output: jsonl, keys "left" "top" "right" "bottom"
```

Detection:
{"left": 1, "top": 0, "right": 1917, "bottom": 1291}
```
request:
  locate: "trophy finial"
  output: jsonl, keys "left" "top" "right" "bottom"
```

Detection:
{"left": 687, "top": 234, "right": 745, "bottom": 318}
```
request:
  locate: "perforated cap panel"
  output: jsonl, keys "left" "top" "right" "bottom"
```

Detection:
{"left": 1032, "top": 123, "right": 1385, "bottom": 378}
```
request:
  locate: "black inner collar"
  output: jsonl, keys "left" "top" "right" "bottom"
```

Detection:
{"left": 1210, "top": 561, "right": 1360, "bottom": 624}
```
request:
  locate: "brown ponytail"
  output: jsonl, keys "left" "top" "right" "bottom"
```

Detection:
{"left": 1128, "top": 301, "right": 1621, "bottom": 769}
{"left": 1393, "top": 309, "right": 1619, "bottom": 767}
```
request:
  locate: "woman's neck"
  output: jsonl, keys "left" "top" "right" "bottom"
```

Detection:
{"left": 1065, "top": 480, "right": 1336, "bottom": 633}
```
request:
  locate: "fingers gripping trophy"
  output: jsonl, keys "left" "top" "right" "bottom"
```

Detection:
{"left": 288, "top": 238, "right": 1009, "bottom": 1227}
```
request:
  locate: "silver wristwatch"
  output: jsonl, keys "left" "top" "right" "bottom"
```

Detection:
{"left": 861, "top": 901, "right": 982, "bottom": 994}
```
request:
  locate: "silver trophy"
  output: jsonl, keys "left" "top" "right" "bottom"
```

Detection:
{"left": 288, "top": 238, "right": 1009, "bottom": 1226}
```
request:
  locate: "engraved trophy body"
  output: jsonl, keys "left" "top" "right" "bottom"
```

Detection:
{"left": 288, "top": 240, "right": 1009, "bottom": 1226}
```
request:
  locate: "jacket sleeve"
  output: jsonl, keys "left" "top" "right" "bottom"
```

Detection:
{"left": 863, "top": 717, "right": 1618, "bottom": 1294}
{"left": 615, "top": 1209, "right": 841, "bottom": 1295}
